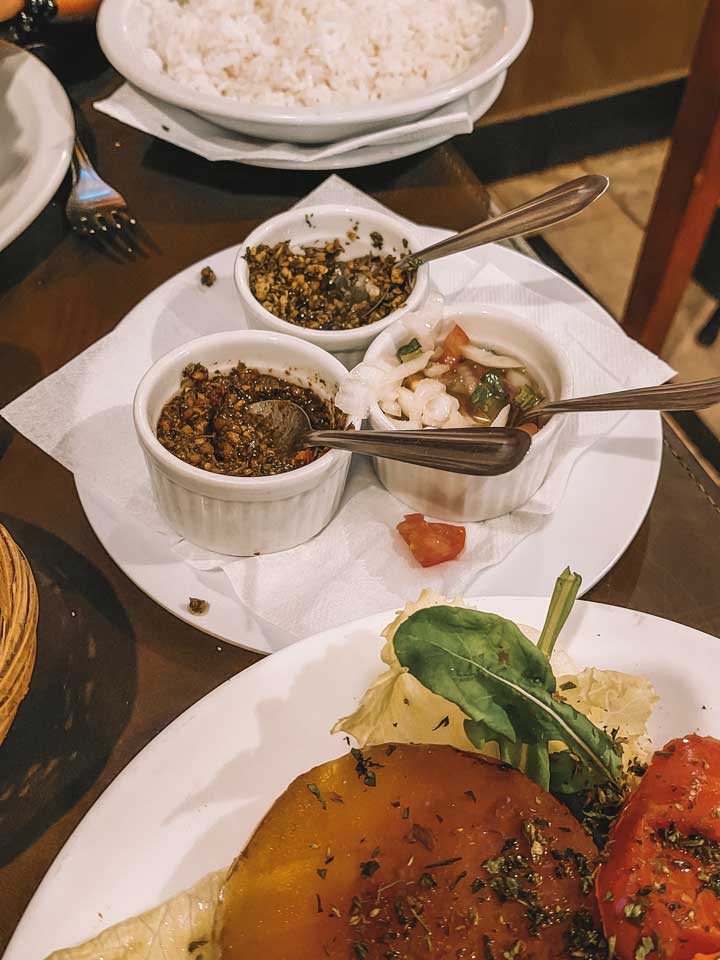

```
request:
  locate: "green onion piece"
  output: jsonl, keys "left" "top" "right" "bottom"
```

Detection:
{"left": 515, "top": 383, "right": 541, "bottom": 411}
{"left": 537, "top": 567, "right": 582, "bottom": 658}
{"left": 471, "top": 372, "right": 507, "bottom": 413}
{"left": 397, "top": 338, "right": 422, "bottom": 362}
{"left": 483, "top": 370, "right": 508, "bottom": 400}
{"left": 470, "top": 384, "right": 490, "bottom": 411}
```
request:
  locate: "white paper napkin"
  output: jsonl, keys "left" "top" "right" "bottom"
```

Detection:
{"left": 1, "top": 175, "right": 674, "bottom": 646}
{"left": 94, "top": 83, "right": 474, "bottom": 164}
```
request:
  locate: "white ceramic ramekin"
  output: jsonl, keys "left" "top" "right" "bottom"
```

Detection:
{"left": 364, "top": 305, "right": 573, "bottom": 522}
{"left": 234, "top": 204, "right": 429, "bottom": 369}
{"left": 133, "top": 331, "right": 359, "bottom": 556}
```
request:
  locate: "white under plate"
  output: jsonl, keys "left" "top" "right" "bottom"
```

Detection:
{"left": 0, "top": 42, "right": 74, "bottom": 252}
{"left": 5, "top": 596, "right": 718, "bottom": 960}
{"left": 242, "top": 71, "right": 507, "bottom": 171}
{"left": 75, "top": 239, "right": 662, "bottom": 655}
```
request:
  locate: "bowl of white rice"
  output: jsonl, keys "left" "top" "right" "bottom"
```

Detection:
{"left": 97, "top": 0, "right": 532, "bottom": 143}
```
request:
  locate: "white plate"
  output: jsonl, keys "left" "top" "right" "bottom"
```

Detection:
{"left": 241, "top": 72, "right": 507, "bottom": 171}
{"left": 97, "top": 0, "right": 530, "bottom": 141}
{"left": 74, "top": 239, "right": 662, "bottom": 655}
{"left": 0, "top": 42, "right": 74, "bottom": 253}
{"left": 5, "top": 596, "right": 718, "bottom": 960}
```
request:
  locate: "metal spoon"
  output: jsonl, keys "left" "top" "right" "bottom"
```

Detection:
{"left": 248, "top": 400, "right": 531, "bottom": 477}
{"left": 517, "top": 376, "right": 720, "bottom": 425}
{"left": 252, "top": 375, "right": 720, "bottom": 476}
{"left": 340, "top": 174, "right": 609, "bottom": 315}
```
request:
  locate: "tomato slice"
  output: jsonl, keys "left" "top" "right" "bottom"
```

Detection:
{"left": 396, "top": 513, "right": 466, "bottom": 567}
{"left": 219, "top": 744, "right": 603, "bottom": 960}
{"left": 597, "top": 735, "right": 720, "bottom": 960}
{"left": 439, "top": 323, "right": 470, "bottom": 366}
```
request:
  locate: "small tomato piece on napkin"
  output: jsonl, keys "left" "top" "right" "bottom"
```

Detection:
{"left": 396, "top": 513, "right": 466, "bottom": 567}
{"left": 597, "top": 735, "right": 720, "bottom": 960}
{"left": 439, "top": 324, "right": 470, "bottom": 366}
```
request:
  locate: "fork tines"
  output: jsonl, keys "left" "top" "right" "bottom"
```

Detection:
{"left": 77, "top": 210, "right": 155, "bottom": 261}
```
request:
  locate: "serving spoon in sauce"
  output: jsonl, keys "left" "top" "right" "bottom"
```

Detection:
{"left": 515, "top": 376, "right": 720, "bottom": 425}
{"left": 252, "top": 376, "right": 720, "bottom": 476}
{"left": 249, "top": 400, "right": 531, "bottom": 477}
{"left": 335, "top": 174, "right": 610, "bottom": 315}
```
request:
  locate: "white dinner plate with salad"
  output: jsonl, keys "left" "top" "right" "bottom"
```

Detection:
{"left": 0, "top": 42, "right": 74, "bottom": 253}
{"left": 74, "top": 238, "right": 662, "bottom": 655}
{"left": 6, "top": 593, "right": 719, "bottom": 960}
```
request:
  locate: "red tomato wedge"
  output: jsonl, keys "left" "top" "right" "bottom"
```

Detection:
{"left": 396, "top": 513, "right": 466, "bottom": 567}
{"left": 439, "top": 323, "right": 470, "bottom": 365}
{"left": 597, "top": 735, "right": 720, "bottom": 960}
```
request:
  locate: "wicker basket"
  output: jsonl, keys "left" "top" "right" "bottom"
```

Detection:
{"left": 0, "top": 522, "right": 38, "bottom": 747}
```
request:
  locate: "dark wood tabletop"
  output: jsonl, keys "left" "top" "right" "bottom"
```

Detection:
{"left": 1, "top": 28, "right": 720, "bottom": 957}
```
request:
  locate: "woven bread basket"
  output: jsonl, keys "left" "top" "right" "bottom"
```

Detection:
{"left": 0, "top": 522, "right": 38, "bottom": 747}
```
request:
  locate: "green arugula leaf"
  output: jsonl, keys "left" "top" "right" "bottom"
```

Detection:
{"left": 393, "top": 606, "right": 623, "bottom": 792}
{"left": 522, "top": 741, "right": 551, "bottom": 789}
{"left": 549, "top": 748, "right": 607, "bottom": 795}
{"left": 491, "top": 736, "right": 550, "bottom": 789}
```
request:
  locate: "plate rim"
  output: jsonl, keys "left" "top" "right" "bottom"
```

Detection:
{"left": 0, "top": 42, "right": 74, "bottom": 252}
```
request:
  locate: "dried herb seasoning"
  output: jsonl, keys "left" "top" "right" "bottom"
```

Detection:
{"left": 200, "top": 266, "right": 216, "bottom": 287}
{"left": 351, "top": 747, "right": 382, "bottom": 787}
{"left": 306, "top": 783, "right": 327, "bottom": 809}
{"left": 244, "top": 237, "right": 415, "bottom": 331}
{"left": 156, "top": 362, "right": 344, "bottom": 477}
{"left": 188, "top": 597, "right": 209, "bottom": 615}
{"left": 656, "top": 822, "right": 720, "bottom": 897}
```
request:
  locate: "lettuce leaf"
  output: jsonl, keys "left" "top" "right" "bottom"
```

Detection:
{"left": 331, "top": 590, "right": 477, "bottom": 751}
{"left": 556, "top": 666, "right": 658, "bottom": 770}
{"left": 45, "top": 870, "right": 224, "bottom": 960}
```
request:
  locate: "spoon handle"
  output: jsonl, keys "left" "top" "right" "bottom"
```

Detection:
{"left": 521, "top": 376, "right": 720, "bottom": 422}
{"left": 305, "top": 427, "right": 531, "bottom": 478}
{"left": 399, "top": 175, "right": 609, "bottom": 269}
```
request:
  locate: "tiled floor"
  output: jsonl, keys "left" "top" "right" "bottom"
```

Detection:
{"left": 489, "top": 141, "right": 720, "bottom": 442}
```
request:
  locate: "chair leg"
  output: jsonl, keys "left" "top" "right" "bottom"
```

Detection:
{"left": 622, "top": 0, "right": 720, "bottom": 354}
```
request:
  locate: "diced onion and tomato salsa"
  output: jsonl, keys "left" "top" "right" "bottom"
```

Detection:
{"left": 383, "top": 323, "right": 545, "bottom": 435}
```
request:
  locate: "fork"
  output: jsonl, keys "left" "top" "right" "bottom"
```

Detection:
{"left": 65, "top": 135, "right": 151, "bottom": 260}
{"left": 22, "top": 40, "right": 150, "bottom": 260}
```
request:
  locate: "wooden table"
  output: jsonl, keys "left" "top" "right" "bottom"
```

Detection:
{"left": 1, "top": 36, "right": 720, "bottom": 955}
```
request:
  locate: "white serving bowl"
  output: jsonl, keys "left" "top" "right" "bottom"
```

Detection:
{"left": 364, "top": 305, "right": 573, "bottom": 522}
{"left": 133, "top": 330, "right": 359, "bottom": 556}
{"left": 234, "top": 204, "right": 429, "bottom": 369}
{"left": 96, "top": 0, "right": 532, "bottom": 142}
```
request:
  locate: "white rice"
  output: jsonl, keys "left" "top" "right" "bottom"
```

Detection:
{"left": 141, "top": 0, "right": 499, "bottom": 107}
